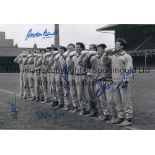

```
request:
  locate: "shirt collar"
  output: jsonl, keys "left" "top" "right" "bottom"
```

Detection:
{"left": 76, "top": 53, "right": 81, "bottom": 57}
{"left": 115, "top": 50, "right": 126, "bottom": 56}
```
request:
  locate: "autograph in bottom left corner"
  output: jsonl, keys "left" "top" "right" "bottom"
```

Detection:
{"left": 9, "top": 93, "right": 20, "bottom": 119}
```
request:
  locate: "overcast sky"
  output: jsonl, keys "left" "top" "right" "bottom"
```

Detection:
{"left": 0, "top": 24, "right": 115, "bottom": 48}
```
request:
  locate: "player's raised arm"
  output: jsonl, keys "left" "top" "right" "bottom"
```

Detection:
{"left": 66, "top": 54, "right": 75, "bottom": 69}
{"left": 42, "top": 56, "right": 48, "bottom": 66}
{"left": 23, "top": 56, "right": 29, "bottom": 65}
{"left": 37, "top": 56, "right": 42, "bottom": 66}
{"left": 34, "top": 56, "right": 38, "bottom": 67}
{"left": 48, "top": 55, "right": 55, "bottom": 66}
{"left": 48, "top": 51, "right": 59, "bottom": 66}
{"left": 27, "top": 56, "right": 34, "bottom": 64}
{"left": 14, "top": 54, "right": 21, "bottom": 63}
{"left": 100, "top": 48, "right": 115, "bottom": 66}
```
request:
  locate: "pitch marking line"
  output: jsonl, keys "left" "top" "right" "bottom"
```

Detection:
{"left": 0, "top": 88, "right": 20, "bottom": 97}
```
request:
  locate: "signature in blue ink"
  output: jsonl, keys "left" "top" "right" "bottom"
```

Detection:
{"left": 25, "top": 28, "right": 57, "bottom": 41}
{"left": 96, "top": 69, "right": 135, "bottom": 96}
{"left": 9, "top": 93, "right": 20, "bottom": 119}
{"left": 96, "top": 80, "right": 113, "bottom": 97}
{"left": 61, "top": 65, "right": 70, "bottom": 91}
{"left": 35, "top": 110, "right": 64, "bottom": 122}
{"left": 113, "top": 69, "right": 135, "bottom": 91}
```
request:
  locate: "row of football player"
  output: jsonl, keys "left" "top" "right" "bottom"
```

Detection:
{"left": 14, "top": 38, "right": 133, "bottom": 126}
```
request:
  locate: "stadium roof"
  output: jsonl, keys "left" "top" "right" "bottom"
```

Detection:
{"left": 96, "top": 24, "right": 155, "bottom": 33}
{"left": 96, "top": 24, "right": 155, "bottom": 52}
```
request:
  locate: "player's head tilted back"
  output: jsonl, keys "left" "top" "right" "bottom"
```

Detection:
{"left": 115, "top": 38, "right": 127, "bottom": 52}
{"left": 89, "top": 44, "right": 97, "bottom": 51}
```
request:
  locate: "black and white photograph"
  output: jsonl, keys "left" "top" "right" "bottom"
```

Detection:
{"left": 0, "top": 24, "right": 154, "bottom": 130}
{"left": 1, "top": 0, "right": 155, "bottom": 154}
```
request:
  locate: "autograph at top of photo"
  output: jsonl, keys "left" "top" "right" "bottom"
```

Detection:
{"left": 25, "top": 28, "right": 57, "bottom": 41}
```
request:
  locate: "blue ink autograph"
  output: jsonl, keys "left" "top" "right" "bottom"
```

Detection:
{"left": 96, "top": 80, "right": 113, "bottom": 97}
{"left": 25, "top": 28, "right": 57, "bottom": 41}
{"left": 61, "top": 65, "right": 70, "bottom": 91}
{"left": 96, "top": 69, "right": 135, "bottom": 96}
{"left": 113, "top": 69, "right": 135, "bottom": 92}
{"left": 9, "top": 93, "right": 20, "bottom": 119}
{"left": 35, "top": 110, "right": 64, "bottom": 122}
